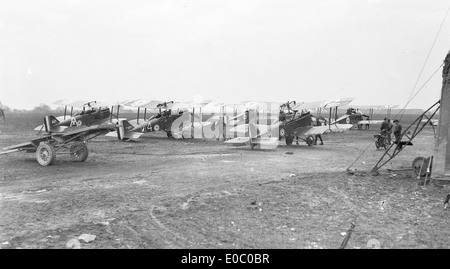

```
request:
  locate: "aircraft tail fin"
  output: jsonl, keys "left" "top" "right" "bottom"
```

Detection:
{"left": 122, "top": 119, "right": 134, "bottom": 131}
{"left": 115, "top": 119, "right": 142, "bottom": 141}
{"left": 44, "top": 115, "right": 60, "bottom": 133}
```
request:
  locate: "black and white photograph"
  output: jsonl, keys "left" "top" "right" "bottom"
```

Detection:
{"left": 1, "top": 0, "right": 450, "bottom": 255}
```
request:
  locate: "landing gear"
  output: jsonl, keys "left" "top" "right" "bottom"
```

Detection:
{"left": 306, "top": 135, "right": 315, "bottom": 146}
{"left": 36, "top": 142, "right": 56, "bottom": 166}
{"left": 70, "top": 142, "right": 89, "bottom": 162}
{"left": 285, "top": 135, "right": 294, "bottom": 145}
{"left": 167, "top": 131, "right": 173, "bottom": 138}
{"left": 279, "top": 128, "right": 285, "bottom": 140}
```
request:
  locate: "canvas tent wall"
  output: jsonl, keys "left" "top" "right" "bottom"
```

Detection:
{"left": 433, "top": 50, "right": 450, "bottom": 179}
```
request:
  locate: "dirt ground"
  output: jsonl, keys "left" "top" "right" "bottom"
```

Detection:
{"left": 0, "top": 114, "right": 449, "bottom": 249}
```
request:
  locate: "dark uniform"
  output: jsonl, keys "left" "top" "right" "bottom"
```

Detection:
{"left": 386, "top": 119, "right": 393, "bottom": 144}
{"left": 380, "top": 118, "right": 389, "bottom": 143}
{"left": 393, "top": 120, "right": 402, "bottom": 146}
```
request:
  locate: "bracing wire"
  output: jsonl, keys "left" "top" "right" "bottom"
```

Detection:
{"left": 349, "top": 64, "right": 443, "bottom": 170}
{"left": 346, "top": 139, "right": 374, "bottom": 170}
{"left": 348, "top": 5, "right": 450, "bottom": 170}
{"left": 396, "top": 63, "right": 444, "bottom": 120}
{"left": 398, "top": 5, "right": 450, "bottom": 120}
{"left": 406, "top": 6, "right": 450, "bottom": 103}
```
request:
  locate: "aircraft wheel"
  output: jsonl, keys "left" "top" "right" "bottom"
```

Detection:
{"left": 306, "top": 135, "right": 315, "bottom": 146}
{"left": 153, "top": 124, "right": 160, "bottom": 131}
{"left": 279, "top": 128, "right": 286, "bottom": 139}
{"left": 70, "top": 142, "right": 89, "bottom": 162}
{"left": 285, "top": 136, "right": 294, "bottom": 145}
{"left": 412, "top": 157, "right": 431, "bottom": 177}
{"left": 36, "top": 142, "right": 56, "bottom": 166}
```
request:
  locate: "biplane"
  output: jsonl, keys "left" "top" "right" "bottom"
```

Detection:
{"left": 290, "top": 98, "right": 355, "bottom": 134}
{"left": 335, "top": 104, "right": 399, "bottom": 129}
{"left": 109, "top": 99, "right": 225, "bottom": 140}
{"left": 224, "top": 100, "right": 351, "bottom": 149}
{"left": 223, "top": 101, "right": 280, "bottom": 149}
{"left": 105, "top": 99, "right": 185, "bottom": 140}
{"left": 1, "top": 101, "right": 142, "bottom": 166}
{"left": 169, "top": 100, "right": 226, "bottom": 139}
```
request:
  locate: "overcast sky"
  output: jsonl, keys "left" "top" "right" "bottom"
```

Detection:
{"left": 1, "top": 0, "right": 449, "bottom": 110}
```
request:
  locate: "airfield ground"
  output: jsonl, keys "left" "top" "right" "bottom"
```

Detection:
{"left": 0, "top": 113, "right": 449, "bottom": 249}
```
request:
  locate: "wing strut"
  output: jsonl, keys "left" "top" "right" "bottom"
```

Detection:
{"left": 137, "top": 107, "right": 140, "bottom": 124}
{"left": 370, "top": 100, "right": 440, "bottom": 174}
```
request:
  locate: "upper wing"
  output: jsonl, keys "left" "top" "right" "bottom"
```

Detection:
{"left": 341, "top": 104, "right": 399, "bottom": 111}
{"left": 292, "top": 97, "right": 355, "bottom": 111}
{"left": 322, "top": 97, "right": 355, "bottom": 108}
{"left": 123, "top": 99, "right": 164, "bottom": 110}
{"left": 53, "top": 99, "right": 89, "bottom": 108}
{"left": 91, "top": 100, "right": 130, "bottom": 108}
{"left": 241, "top": 101, "right": 282, "bottom": 110}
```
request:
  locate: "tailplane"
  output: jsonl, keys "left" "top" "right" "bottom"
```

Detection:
{"left": 108, "top": 119, "right": 143, "bottom": 141}
{"left": 43, "top": 115, "right": 67, "bottom": 133}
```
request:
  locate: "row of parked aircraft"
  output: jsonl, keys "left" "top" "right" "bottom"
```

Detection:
{"left": 1, "top": 98, "right": 427, "bottom": 166}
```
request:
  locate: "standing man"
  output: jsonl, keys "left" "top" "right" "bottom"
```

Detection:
{"left": 380, "top": 118, "right": 389, "bottom": 142}
{"left": 393, "top": 119, "right": 402, "bottom": 148}
{"left": 314, "top": 117, "right": 324, "bottom": 145}
{"left": 380, "top": 118, "right": 388, "bottom": 133}
{"left": 386, "top": 119, "right": 393, "bottom": 145}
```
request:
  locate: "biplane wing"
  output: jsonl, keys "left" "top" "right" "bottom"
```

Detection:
{"left": 224, "top": 136, "right": 279, "bottom": 146}
{"left": 60, "top": 124, "right": 115, "bottom": 137}
{"left": 123, "top": 99, "right": 164, "bottom": 109}
{"left": 303, "top": 125, "right": 331, "bottom": 136}
{"left": 342, "top": 104, "right": 399, "bottom": 110}
{"left": 227, "top": 101, "right": 282, "bottom": 123}
{"left": 224, "top": 122, "right": 278, "bottom": 149}
{"left": 34, "top": 99, "right": 90, "bottom": 130}
{"left": 356, "top": 119, "right": 384, "bottom": 125}
{"left": 104, "top": 129, "right": 144, "bottom": 141}
{"left": 53, "top": 99, "right": 89, "bottom": 108}
{"left": 322, "top": 124, "right": 354, "bottom": 133}
{"left": 291, "top": 98, "right": 355, "bottom": 111}
{"left": 34, "top": 100, "right": 120, "bottom": 131}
